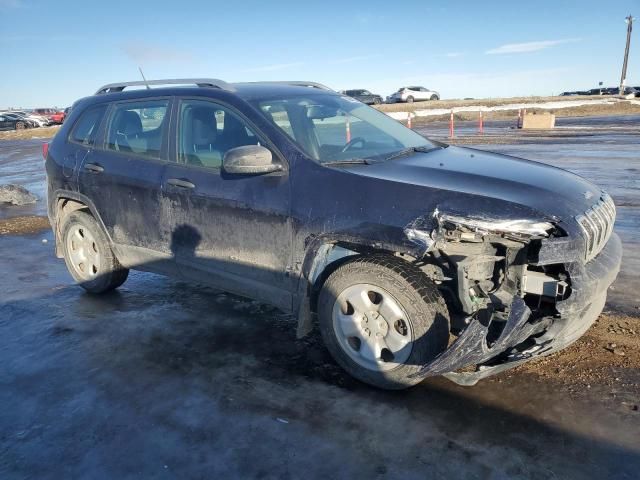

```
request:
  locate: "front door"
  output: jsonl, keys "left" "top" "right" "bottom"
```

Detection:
{"left": 161, "top": 98, "right": 293, "bottom": 310}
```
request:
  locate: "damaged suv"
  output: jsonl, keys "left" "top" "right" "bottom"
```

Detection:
{"left": 45, "top": 79, "right": 621, "bottom": 389}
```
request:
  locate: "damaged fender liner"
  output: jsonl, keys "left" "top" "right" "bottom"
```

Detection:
{"left": 412, "top": 233, "right": 622, "bottom": 386}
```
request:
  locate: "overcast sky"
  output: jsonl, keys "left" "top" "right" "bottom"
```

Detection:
{"left": 1, "top": 0, "right": 638, "bottom": 107}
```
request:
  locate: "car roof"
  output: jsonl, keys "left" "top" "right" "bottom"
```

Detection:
{"left": 79, "top": 81, "right": 339, "bottom": 108}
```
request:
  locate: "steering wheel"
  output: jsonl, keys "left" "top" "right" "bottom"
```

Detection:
{"left": 341, "top": 137, "right": 366, "bottom": 153}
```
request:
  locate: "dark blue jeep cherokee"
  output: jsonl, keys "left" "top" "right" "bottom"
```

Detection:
{"left": 45, "top": 79, "right": 621, "bottom": 389}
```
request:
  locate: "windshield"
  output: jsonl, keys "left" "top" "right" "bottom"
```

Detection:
{"left": 253, "top": 93, "right": 435, "bottom": 164}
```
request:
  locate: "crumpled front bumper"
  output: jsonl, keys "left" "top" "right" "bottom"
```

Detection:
{"left": 413, "top": 233, "right": 623, "bottom": 386}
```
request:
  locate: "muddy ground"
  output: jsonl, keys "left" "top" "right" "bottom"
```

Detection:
{"left": 1, "top": 116, "right": 639, "bottom": 479}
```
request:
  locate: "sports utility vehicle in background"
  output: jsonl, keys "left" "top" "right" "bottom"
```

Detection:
{"left": 45, "top": 78, "right": 621, "bottom": 389}
{"left": 341, "top": 89, "right": 383, "bottom": 105}
{"left": 387, "top": 86, "right": 440, "bottom": 103}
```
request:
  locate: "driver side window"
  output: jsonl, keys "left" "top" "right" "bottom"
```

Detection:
{"left": 178, "top": 100, "right": 260, "bottom": 170}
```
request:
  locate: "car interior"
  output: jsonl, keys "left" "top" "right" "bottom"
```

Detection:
{"left": 179, "top": 104, "right": 260, "bottom": 169}
{"left": 108, "top": 108, "right": 165, "bottom": 157}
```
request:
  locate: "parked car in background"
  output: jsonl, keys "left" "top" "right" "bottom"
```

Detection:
{"left": 10, "top": 110, "right": 49, "bottom": 127}
{"left": 33, "top": 108, "right": 66, "bottom": 124}
{"left": 342, "top": 89, "right": 383, "bottom": 105}
{"left": 0, "top": 113, "right": 30, "bottom": 130}
{"left": 387, "top": 86, "right": 440, "bottom": 103}
{"left": 2, "top": 112, "right": 38, "bottom": 128}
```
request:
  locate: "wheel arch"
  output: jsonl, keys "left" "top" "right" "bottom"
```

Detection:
{"left": 294, "top": 233, "right": 421, "bottom": 338}
{"left": 51, "top": 190, "right": 113, "bottom": 258}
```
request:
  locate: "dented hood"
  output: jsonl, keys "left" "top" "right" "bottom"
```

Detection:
{"left": 345, "top": 146, "right": 602, "bottom": 220}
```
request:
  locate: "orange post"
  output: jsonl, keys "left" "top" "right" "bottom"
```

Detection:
{"left": 478, "top": 110, "right": 484, "bottom": 134}
{"left": 346, "top": 116, "right": 351, "bottom": 143}
{"left": 407, "top": 112, "right": 412, "bottom": 129}
{"left": 449, "top": 110, "right": 454, "bottom": 138}
{"left": 517, "top": 108, "right": 522, "bottom": 128}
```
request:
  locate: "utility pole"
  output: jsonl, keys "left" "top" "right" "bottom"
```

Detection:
{"left": 619, "top": 15, "right": 634, "bottom": 95}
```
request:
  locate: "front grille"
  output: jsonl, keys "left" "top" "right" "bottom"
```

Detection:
{"left": 575, "top": 193, "right": 616, "bottom": 262}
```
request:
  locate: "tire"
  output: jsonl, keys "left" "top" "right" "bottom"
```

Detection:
{"left": 318, "top": 254, "right": 450, "bottom": 389}
{"left": 15, "top": 122, "right": 25, "bottom": 130}
{"left": 373, "top": 98, "right": 382, "bottom": 105}
{"left": 60, "top": 210, "right": 129, "bottom": 293}
{"left": 430, "top": 94, "right": 439, "bottom": 101}
{"left": 406, "top": 96, "right": 414, "bottom": 103}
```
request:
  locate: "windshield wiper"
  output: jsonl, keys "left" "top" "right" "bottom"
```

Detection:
{"left": 323, "top": 158, "right": 372, "bottom": 166}
{"left": 384, "top": 145, "right": 440, "bottom": 161}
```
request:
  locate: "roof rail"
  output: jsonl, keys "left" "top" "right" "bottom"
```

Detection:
{"left": 94, "top": 78, "right": 235, "bottom": 95}
{"left": 241, "top": 81, "right": 334, "bottom": 92}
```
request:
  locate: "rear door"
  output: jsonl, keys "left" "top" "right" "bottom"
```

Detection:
{"left": 161, "top": 97, "right": 293, "bottom": 309}
{"left": 62, "top": 103, "right": 108, "bottom": 191}
{"left": 78, "top": 98, "right": 176, "bottom": 273}
{"left": 0, "top": 116, "right": 9, "bottom": 131}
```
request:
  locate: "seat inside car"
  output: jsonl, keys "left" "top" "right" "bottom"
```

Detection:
{"left": 113, "top": 110, "right": 144, "bottom": 153}
{"left": 217, "top": 112, "right": 258, "bottom": 153}
{"left": 182, "top": 106, "right": 222, "bottom": 168}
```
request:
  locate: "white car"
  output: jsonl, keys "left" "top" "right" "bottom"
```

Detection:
{"left": 386, "top": 86, "right": 440, "bottom": 103}
{"left": 9, "top": 111, "right": 50, "bottom": 127}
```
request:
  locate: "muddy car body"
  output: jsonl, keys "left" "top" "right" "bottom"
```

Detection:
{"left": 45, "top": 79, "right": 621, "bottom": 389}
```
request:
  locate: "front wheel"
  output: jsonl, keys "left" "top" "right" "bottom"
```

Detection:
{"left": 318, "top": 254, "right": 450, "bottom": 389}
{"left": 405, "top": 96, "right": 414, "bottom": 103}
{"left": 430, "top": 94, "right": 439, "bottom": 101}
{"left": 15, "top": 122, "right": 25, "bottom": 130}
{"left": 61, "top": 210, "right": 129, "bottom": 293}
{"left": 373, "top": 98, "right": 382, "bottom": 105}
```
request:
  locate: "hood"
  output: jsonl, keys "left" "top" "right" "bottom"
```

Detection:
{"left": 344, "top": 146, "right": 602, "bottom": 221}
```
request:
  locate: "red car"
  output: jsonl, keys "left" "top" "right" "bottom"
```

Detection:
{"left": 33, "top": 108, "right": 65, "bottom": 124}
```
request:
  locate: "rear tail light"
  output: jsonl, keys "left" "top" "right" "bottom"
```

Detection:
{"left": 42, "top": 142, "right": 49, "bottom": 160}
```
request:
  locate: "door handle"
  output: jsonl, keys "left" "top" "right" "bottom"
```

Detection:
{"left": 84, "top": 163, "right": 104, "bottom": 174}
{"left": 167, "top": 178, "right": 196, "bottom": 189}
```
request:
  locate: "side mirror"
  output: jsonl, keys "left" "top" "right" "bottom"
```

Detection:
{"left": 222, "top": 145, "right": 283, "bottom": 175}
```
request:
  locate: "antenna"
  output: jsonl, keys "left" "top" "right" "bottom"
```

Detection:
{"left": 138, "top": 67, "right": 151, "bottom": 90}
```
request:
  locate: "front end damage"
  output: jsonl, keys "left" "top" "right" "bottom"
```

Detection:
{"left": 404, "top": 201, "right": 622, "bottom": 386}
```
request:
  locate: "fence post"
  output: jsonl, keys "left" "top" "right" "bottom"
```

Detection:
{"left": 407, "top": 111, "right": 412, "bottom": 129}
{"left": 478, "top": 110, "right": 484, "bottom": 134}
{"left": 449, "top": 110, "right": 454, "bottom": 138}
{"left": 517, "top": 108, "right": 522, "bottom": 128}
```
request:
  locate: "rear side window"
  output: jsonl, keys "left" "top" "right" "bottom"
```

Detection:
{"left": 106, "top": 100, "right": 169, "bottom": 159}
{"left": 69, "top": 104, "right": 107, "bottom": 146}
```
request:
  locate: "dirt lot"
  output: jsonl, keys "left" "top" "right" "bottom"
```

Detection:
{"left": 0, "top": 215, "right": 49, "bottom": 235}
{"left": 0, "top": 125, "right": 59, "bottom": 141}
{"left": 1, "top": 115, "right": 639, "bottom": 478}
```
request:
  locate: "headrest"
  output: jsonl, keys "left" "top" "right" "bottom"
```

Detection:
{"left": 191, "top": 107, "right": 217, "bottom": 145}
{"left": 115, "top": 110, "right": 142, "bottom": 136}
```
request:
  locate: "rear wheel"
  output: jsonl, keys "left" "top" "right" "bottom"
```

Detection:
{"left": 61, "top": 210, "right": 129, "bottom": 293}
{"left": 406, "top": 96, "right": 414, "bottom": 103}
{"left": 318, "top": 254, "right": 450, "bottom": 389}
